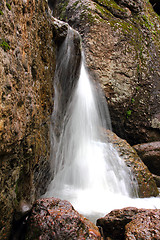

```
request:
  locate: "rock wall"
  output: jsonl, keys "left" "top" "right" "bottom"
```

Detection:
{"left": 51, "top": 0, "right": 160, "bottom": 145}
{"left": 0, "top": 0, "right": 68, "bottom": 238}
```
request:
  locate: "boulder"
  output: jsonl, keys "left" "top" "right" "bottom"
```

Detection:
{"left": 25, "top": 198, "right": 102, "bottom": 240}
{"left": 133, "top": 142, "right": 160, "bottom": 176}
{"left": 51, "top": 0, "right": 160, "bottom": 145}
{"left": 97, "top": 207, "right": 160, "bottom": 240}
{"left": 125, "top": 209, "right": 160, "bottom": 239}
{"left": 106, "top": 130, "right": 159, "bottom": 197}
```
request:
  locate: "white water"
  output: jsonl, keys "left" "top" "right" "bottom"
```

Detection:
{"left": 44, "top": 29, "right": 160, "bottom": 222}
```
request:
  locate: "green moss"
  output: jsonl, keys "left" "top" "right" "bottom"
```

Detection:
{"left": 6, "top": 3, "right": 11, "bottom": 11}
{"left": 97, "top": 0, "right": 126, "bottom": 12}
{"left": 126, "top": 110, "right": 132, "bottom": 118}
{"left": 0, "top": 40, "right": 10, "bottom": 51}
{"left": 0, "top": 10, "right": 3, "bottom": 15}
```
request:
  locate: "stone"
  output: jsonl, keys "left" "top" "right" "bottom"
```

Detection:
{"left": 25, "top": 198, "right": 102, "bottom": 240}
{"left": 106, "top": 130, "right": 159, "bottom": 197}
{"left": 51, "top": 0, "right": 160, "bottom": 145}
{"left": 96, "top": 207, "right": 160, "bottom": 240}
{"left": 0, "top": 0, "right": 81, "bottom": 238}
{"left": 133, "top": 142, "right": 160, "bottom": 176}
{"left": 125, "top": 209, "right": 160, "bottom": 239}
{"left": 97, "top": 207, "right": 142, "bottom": 240}
{"left": 153, "top": 174, "right": 160, "bottom": 187}
{"left": 149, "top": 0, "right": 160, "bottom": 15}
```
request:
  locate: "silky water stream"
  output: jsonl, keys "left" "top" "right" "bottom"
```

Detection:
{"left": 44, "top": 28, "right": 160, "bottom": 222}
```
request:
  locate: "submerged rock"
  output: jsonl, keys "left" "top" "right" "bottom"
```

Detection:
{"left": 106, "top": 130, "right": 159, "bottom": 197}
{"left": 25, "top": 198, "right": 102, "bottom": 240}
{"left": 97, "top": 207, "right": 160, "bottom": 240}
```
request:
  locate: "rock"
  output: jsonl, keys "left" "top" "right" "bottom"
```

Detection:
{"left": 10, "top": 200, "right": 32, "bottom": 240}
{"left": 125, "top": 209, "right": 160, "bottom": 239}
{"left": 14, "top": 200, "right": 32, "bottom": 222}
{"left": 0, "top": 0, "right": 81, "bottom": 238}
{"left": 97, "top": 207, "right": 143, "bottom": 240}
{"left": 0, "top": 0, "right": 55, "bottom": 236}
{"left": 51, "top": 0, "right": 160, "bottom": 145}
{"left": 153, "top": 174, "right": 160, "bottom": 187}
{"left": 106, "top": 130, "right": 159, "bottom": 197}
{"left": 150, "top": 0, "right": 160, "bottom": 15}
{"left": 133, "top": 142, "right": 160, "bottom": 176}
{"left": 25, "top": 198, "right": 102, "bottom": 240}
{"left": 97, "top": 207, "right": 160, "bottom": 240}
{"left": 52, "top": 17, "right": 68, "bottom": 45}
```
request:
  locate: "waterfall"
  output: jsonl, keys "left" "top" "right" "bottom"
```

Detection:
{"left": 44, "top": 27, "right": 160, "bottom": 221}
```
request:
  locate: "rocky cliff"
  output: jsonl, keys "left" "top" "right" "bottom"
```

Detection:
{"left": 0, "top": 0, "right": 69, "bottom": 238}
{"left": 51, "top": 0, "right": 160, "bottom": 145}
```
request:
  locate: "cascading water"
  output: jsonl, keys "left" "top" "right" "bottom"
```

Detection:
{"left": 44, "top": 27, "right": 160, "bottom": 221}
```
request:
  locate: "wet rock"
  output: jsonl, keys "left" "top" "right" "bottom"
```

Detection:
{"left": 97, "top": 207, "right": 143, "bottom": 240}
{"left": 52, "top": 0, "right": 160, "bottom": 145}
{"left": 106, "top": 130, "right": 159, "bottom": 197}
{"left": 153, "top": 174, "right": 160, "bottom": 187}
{"left": 133, "top": 142, "right": 160, "bottom": 176}
{"left": 51, "top": 17, "right": 68, "bottom": 45}
{"left": 97, "top": 207, "right": 160, "bottom": 240}
{"left": 125, "top": 209, "right": 160, "bottom": 239}
{"left": 25, "top": 198, "right": 102, "bottom": 240}
{"left": 0, "top": 0, "right": 80, "bottom": 238}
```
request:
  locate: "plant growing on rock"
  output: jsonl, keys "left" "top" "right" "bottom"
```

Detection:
{"left": 6, "top": 3, "right": 11, "bottom": 11}
{"left": 0, "top": 40, "right": 10, "bottom": 51}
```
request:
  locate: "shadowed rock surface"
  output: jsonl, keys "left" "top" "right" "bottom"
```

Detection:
{"left": 25, "top": 198, "right": 102, "bottom": 240}
{"left": 97, "top": 207, "right": 160, "bottom": 240}
{"left": 133, "top": 142, "right": 160, "bottom": 176}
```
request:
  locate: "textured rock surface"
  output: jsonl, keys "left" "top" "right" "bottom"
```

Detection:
{"left": 51, "top": 0, "right": 160, "bottom": 145}
{"left": 133, "top": 141, "right": 160, "bottom": 176}
{"left": 125, "top": 209, "right": 160, "bottom": 239}
{"left": 0, "top": 0, "right": 71, "bottom": 239}
{"left": 25, "top": 198, "right": 102, "bottom": 240}
{"left": 106, "top": 130, "right": 159, "bottom": 197}
{"left": 97, "top": 207, "right": 160, "bottom": 240}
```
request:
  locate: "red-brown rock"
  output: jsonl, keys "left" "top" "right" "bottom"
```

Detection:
{"left": 97, "top": 207, "right": 160, "bottom": 240}
{"left": 25, "top": 198, "right": 102, "bottom": 240}
{"left": 125, "top": 209, "right": 160, "bottom": 239}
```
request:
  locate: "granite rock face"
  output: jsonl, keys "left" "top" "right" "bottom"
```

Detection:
{"left": 51, "top": 0, "right": 160, "bottom": 145}
{"left": 25, "top": 198, "right": 102, "bottom": 240}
